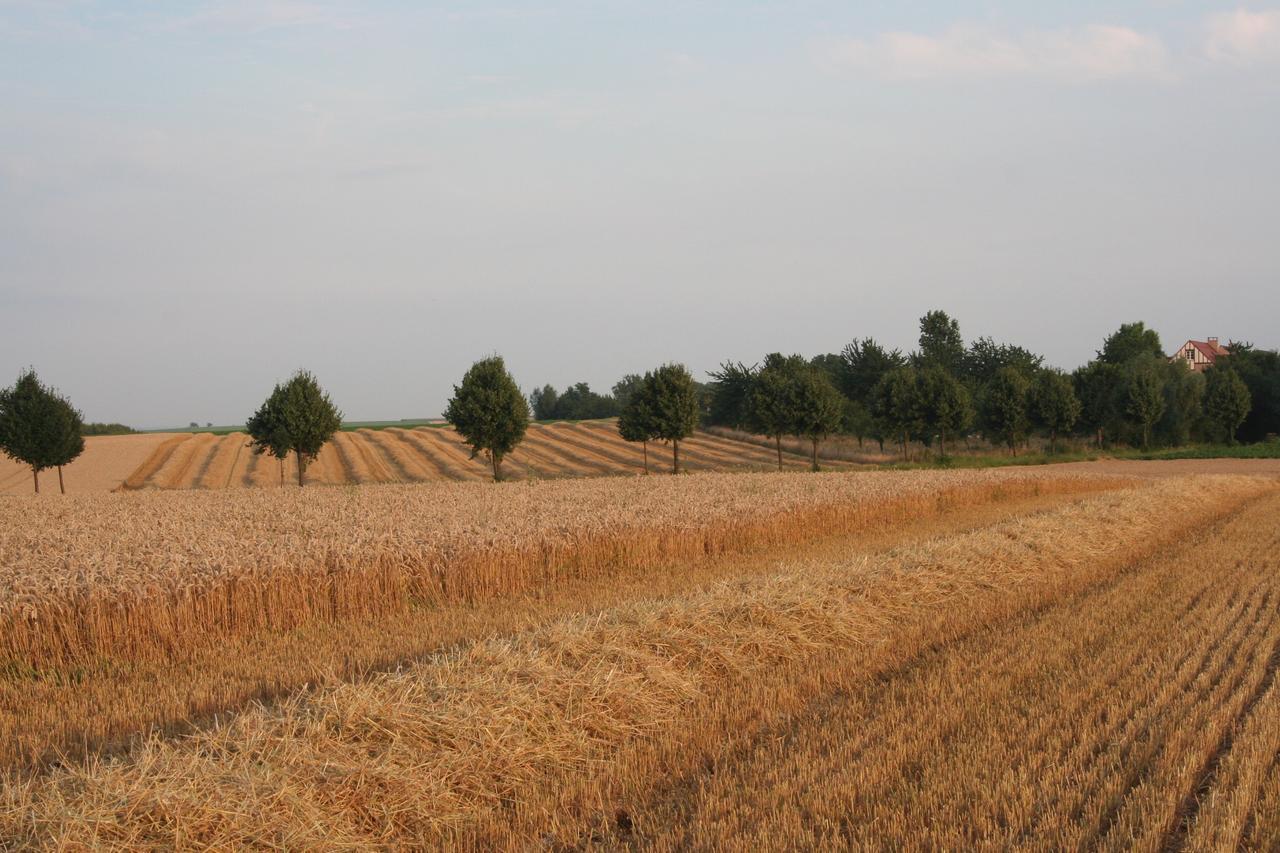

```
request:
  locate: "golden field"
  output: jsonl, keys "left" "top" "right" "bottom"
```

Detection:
{"left": 0, "top": 421, "right": 844, "bottom": 495}
{"left": 1, "top": 463, "right": 1278, "bottom": 848}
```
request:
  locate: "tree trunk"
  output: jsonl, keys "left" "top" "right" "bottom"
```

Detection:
{"left": 492, "top": 451, "right": 502, "bottom": 482}
{"left": 1143, "top": 424, "right": 1151, "bottom": 450}
{"left": 297, "top": 454, "right": 307, "bottom": 487}
{"left": 672, "top": 440, "right": 680, "bottom": 474}
{"left": 811, "top": 438, "right": 819, "bottom": 472}
{"left": 939, "top": 429, "right": 946, "bottom": 461}
{"left": 58, "top": 466, "right": 65, "bottom": 495}
{"left": 775, "top": 435, "right": 783, "bottom": 471}
{"left": 279, "top": 457, "right": 285, "bottom": 486}
{"left": 1050, "top": 428, "right": 1057, "bottom": 455}
{"left": 32, "top": 465, "right": 39, "bottom": 495}
{"left": 877, "top": 437, "right": 884, "bottom": 453}
{"left": 642, "top": 440, "right": 649, "bottom": 474}
{"left": 900, "top": 433, "right": 908, "bottom": 462}
{"left": 1010, "top": 438, "right": 1017, "bottom": 458}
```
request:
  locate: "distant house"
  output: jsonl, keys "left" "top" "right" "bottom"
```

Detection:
{"left": 1170, "top": 337, "right": 1229, "bottom": 373}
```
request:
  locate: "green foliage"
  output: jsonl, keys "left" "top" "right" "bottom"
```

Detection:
{"left": 0, "top": 369, "right": 84, "bottom": 493}
{"left": 1098, "top": 321, "right": 1164, "bottom": 365}
{"left": 617, "top": 375, "right": 659, "bottom": 472}
{"left": 979, "top": 366, "right": 1032, "bottom": 454}
{"left": 1155, "top": 363, "right": 1203, "bottom": 447}
{"left": 247, "top": 371, "right": 343, "bottom": 486}
{"left": 445, "top": 356, "right": 530, "bottom": 481}
{"left": 1216, "top": 343, "right": 1280, "bottom": 442}
{"left": 1203, "top": 367, "right": 1252, "bottom": 444}
{"left": 841, "top": 398, "right": 874, "bottom": 447}
{"left": 611, "top": 374, "right": 645, "bottom": 410}
{"left": 839, "top": 338, "right": 906, "bottom": 403}
{"left": 528, "top": 385, "right": 559, "bottom": 421}
{"left": 871, "top": 367, "right": 923, "bottom": 460}
{"left": 1124, "top": 362, "right": 1166, "bottom": 450}
{"left": 792, "top": 369, "right": 844, "bottom": 471}
{"left": 528, "top": 382, "right": 618, "bottom": 420}
{"left": 917, "top": 366, "right": 973, "bottom": 458}
{"left": 280, "top": 371, "right": 343, "bottom": 483}
{"left": 644, "top": 363, "right": 700, "bottom": 473}
{"left": 1031, "top": 370, "right": 1082, "bottom": 453}
{"left": 916, "top": 310, "right": 965, "bottom": 375}
{"left": 1073, "top": 361, "right": 1123, "bottom": 446}
{"left": 965, "top": 337, "right": 1044, "bottom": 386}
{"left": 81, "top": 422, "right": 139, "bottom": 436}
{"left": 707, "top": 361, "right": 758, "bottom": 429}
{"left": 246, "top": 382, "right": 292, "bottom": 472}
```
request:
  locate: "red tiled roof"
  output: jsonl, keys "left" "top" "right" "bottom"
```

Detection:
{"left": 1187, "top": 340, "right": 1230, "bottom": 360}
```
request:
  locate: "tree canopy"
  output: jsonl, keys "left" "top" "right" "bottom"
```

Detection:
{"left": 445, "top": 356, "right": 530, "bottom": 481}
{"left": 1203, "top": 367, "right": 1252, "bottom": 444}
{"left": 645, "top": 363, "right": 700, "bottom": 474}
{"left": 0, "top": 369, "right": 84, "bottom": 493}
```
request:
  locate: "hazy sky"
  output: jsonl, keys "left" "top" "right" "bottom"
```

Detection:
{"left": 2, "top": 1, "right": 1277, "bottom": 427}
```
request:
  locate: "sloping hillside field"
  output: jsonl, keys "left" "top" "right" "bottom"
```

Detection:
{"left": 2, "top": 465, "right": 1279, "bottom": 847}
{"left": 0, "top": 422, "right": 848, "bottom": 494}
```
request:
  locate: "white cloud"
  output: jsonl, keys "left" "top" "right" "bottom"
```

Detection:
{"left": 817, "top": 24, "right": 1170, "bottom": 81}
{"left": 1205, "top": 9, "right": 1280, "bottom": 64}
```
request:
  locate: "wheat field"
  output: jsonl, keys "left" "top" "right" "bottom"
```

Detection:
{"left": 1, "top": 464, "right": 1278, "bottom": 848}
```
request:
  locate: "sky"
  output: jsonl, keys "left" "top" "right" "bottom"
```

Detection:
{"left": 1, "top": 2, "right": 1277, "bottom": 427}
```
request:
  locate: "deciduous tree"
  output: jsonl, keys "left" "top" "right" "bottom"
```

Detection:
{"left": 872, "top": 368, "right": 923, "bottom": 462}
{"left": 0, "top": 369, "right": 84, "bottom": 494}
{"left": 1032, "top": 370, "right": 1082, "bottom": 454}
{"left": 1125, "top": 363, "right": 1166, "bottom": 450}
{"left": 645, "top": 363, "right": 700, "bottom": 474}
{"left": 918, "top": 366, "right": 972, "bottom": 460}
{"left": 793, "top": 369, "right": 844, "bottom": 471}
{"left": 980, "top": 367, "right": 1032, "bottom": 455}
{"left": 1203, "top": 368, "right": 1251, "bottom": 444}
{"left": 446, "top": 356, "right": 529, "bottom": 482}
{"left": 280, "top": 370, "right": 342, "bottom": 486}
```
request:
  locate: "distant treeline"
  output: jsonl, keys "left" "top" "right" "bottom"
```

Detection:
{"left": 527, "top": 311, "right": 1278, "bottom": 458}
{"left": 696, "top": 312, "right": 1277, "bottom": 457}
{"left": 81, "top": 422, "right": 140, "bottom": 436}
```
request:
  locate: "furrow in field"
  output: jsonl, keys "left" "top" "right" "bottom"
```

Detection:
{"left": 359, "top": 430, "right": 435, "bottom": 483}
{"left": 687, "top": 429, "right": 824, "bottom": 468}
{"left": 569, "top": 423, "right": 775, "bottom": 472}
{"left": 520, "top": 426, "right": 621, "bottom": 475}
{"left": 148, "top": 433, "right": 219, "bottom": 489}
{"left": 429, "top": 427, "right": 529, "bottom": 480}
{"left": 579, "top": 421, "right": 779, "bottom": 468}
{"left": 119, "top": 434, "right": 191, "bottom": 490}
{"left": 405, "top": 428, "right": 492, "bottom": 480}
{"left": 194, "top": 434, "right": 245, "bottom": 490}
{"left": 502, "top": 432, "right": 593, "bottom": 478}
{"left": 384, "top": 429, "right": 467, "bottom": 481}
{"left": 342, "top": 432, "right": 399, "bottom": 484}
{"left": 537, "top": 423, "right": 664, "bottom": 472}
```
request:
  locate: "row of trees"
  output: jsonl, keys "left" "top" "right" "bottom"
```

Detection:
{"left": 6, "top": 311, "right": 1275, "bottom": 492}
{"left": 706, "top": 314, "right": 1266, "bottom": 461}
{"left": 0, "top": 370, "right": 85, "bottom": 493}
{"left": 447, "top": 357, "right": 702, "bottom": 479}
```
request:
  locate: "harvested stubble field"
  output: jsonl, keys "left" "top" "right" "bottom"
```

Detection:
{"left": 28, "top": 421, "right": 841, "bottom": 494}
{"left": 2, "top": 463, "right": 1279, "bottom": 849}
